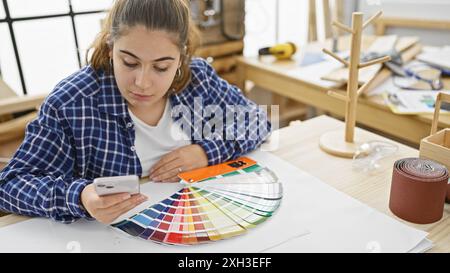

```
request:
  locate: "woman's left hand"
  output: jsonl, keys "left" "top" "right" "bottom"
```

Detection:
{"left": 149, "top": 144, "right": 208, "bottom": 182}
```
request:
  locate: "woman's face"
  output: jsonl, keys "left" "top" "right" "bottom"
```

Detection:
{"left": 110, "top": 25, "right": 181, "bottom": 108}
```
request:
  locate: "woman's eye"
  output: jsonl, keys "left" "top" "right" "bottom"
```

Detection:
{"left": 123, "top": 61, "right": 138, "bottom": 68}
{"left": 154, "top": 67, "right": 169, "bottom": 73}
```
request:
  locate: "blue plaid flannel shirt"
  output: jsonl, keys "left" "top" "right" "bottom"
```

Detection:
{"left": 0, "top": 58, "right": 271, "bottom": 223}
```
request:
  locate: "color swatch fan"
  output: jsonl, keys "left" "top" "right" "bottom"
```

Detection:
{"left": 111, "top": 164, "right": 283, "bottom": 246}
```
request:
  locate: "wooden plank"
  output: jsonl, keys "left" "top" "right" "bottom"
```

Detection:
{"left": 0, "top": 214, "right": 29, "bottom": 228}
{"left": 197, "top": 25, "right": 230, "bottom": 45}
{"left": 220, "top": 71, "right": 238, "bottom": 85}
{"left": 308, "top": 0, "right": 318, "bottom": 42}
{"left": 374, "top": 17, "right": 450, "bottom": 35}
{"left": 0, "top": 111, "right": 36, "bottom": 143}
{"left": 0, "top": 137, "right": 22, "bottom": 169}
{"left": 195, "top": 40, "right": 244, "bottom": 59}
{"left": 0, "top": 78, "right": 17, "bottom": 99}
{"left": 278, "top": 105, "right": 308, "bottom": 122}
{"left": 0, "top": 94, "right": 46, "bottom": 116}
{"left": 335, "top": 0, "right": 344, "bottom": 22}
{"left": 0, "top": 114, "right": 13, "bottom": 123}
{"left": 209, "top": 55, "right": 238, "bottom": 74}
{"left": 323, "top": 0, "right": 332, "bottom": 39}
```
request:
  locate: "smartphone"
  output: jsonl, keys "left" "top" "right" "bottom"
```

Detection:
{"left": 93, "top": 175, "right": 140, "bottom": 196}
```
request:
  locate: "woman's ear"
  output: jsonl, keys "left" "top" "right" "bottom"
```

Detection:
{"left": 178, "top": 54, "right": 184, "bottom": 68}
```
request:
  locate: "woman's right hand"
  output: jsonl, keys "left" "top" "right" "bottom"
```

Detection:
{"left": 80, "top": 184, "right": 148, "bottom": 224}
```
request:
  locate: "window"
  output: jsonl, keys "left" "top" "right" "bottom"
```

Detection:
{"left": 8, "top": 0, "right": 68, "bottom": 18}
{"left": 0, "top": 1, "right": 5, "bottom": 19}
{"left": 74, "top": 13, "right": 108, "bottom": 66}
{"left": 71, "top": 0, "right": 112, "bottom": 12}
{"left": 0, "top": 0, "right": 109, "bottom": 95}
{"left": 0, "top": 23, "right": 22, "bottom": 95}
{"left": 14, "top": 17, "right": 79, "bottom": 95}
{"left": 244, "top": 0, "right": 321, "bottom": 57}
{"left": 244, "top": 0, "right": 278, "bottom": 56}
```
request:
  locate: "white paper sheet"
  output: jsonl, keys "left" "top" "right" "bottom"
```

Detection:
{"left": 0, "top": 151, "right": 429, "bottom": 253}
{"left": 255, "top": 151, "right": 429, "bottom": 253}
{"left": 408, "top": 239, "right": 433, "bottom": 253}
{"left": 383, "top": 90, "right": 450, "bottom": 115}
{"left": 417, "top": 46, "right": 450, "bottom": 70}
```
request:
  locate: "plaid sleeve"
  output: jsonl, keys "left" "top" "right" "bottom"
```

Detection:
{"left": 193, "top": 59, "right": 272, "bottom": 165}
{"left": 0, "top": 97, "right": 93, "bottom": 223}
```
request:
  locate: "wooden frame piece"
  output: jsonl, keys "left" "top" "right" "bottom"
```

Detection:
{"left": 374, "top": 17, "right": 450, "bottom": 36}
{"left": 319, "top": 11, "right": 391, "bottom": 158}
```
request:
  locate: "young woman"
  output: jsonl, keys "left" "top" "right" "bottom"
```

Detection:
{"left": 0, "top": 0, "right": 270, "bottom": 224}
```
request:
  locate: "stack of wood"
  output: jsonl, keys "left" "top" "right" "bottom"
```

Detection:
{"left": 195, "top": 40, "right": 243, "bottom": 85}
{"left": 0, "top": 79, "right": 45, "bottom": 145}
{"left": 192, "top": 0, "right": 245, "bottom": 86}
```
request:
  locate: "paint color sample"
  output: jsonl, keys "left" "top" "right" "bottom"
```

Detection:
{"left": 112, "top": 165, "right": 283, "bottom": 246}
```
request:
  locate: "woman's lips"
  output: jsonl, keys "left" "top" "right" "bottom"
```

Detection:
{"left": 130, "top": 91, "right": 153, "bottom": 100}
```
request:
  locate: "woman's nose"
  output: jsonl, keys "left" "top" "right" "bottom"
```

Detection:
{"left": 135, "top": 68, "right": 152, "bottom": 90}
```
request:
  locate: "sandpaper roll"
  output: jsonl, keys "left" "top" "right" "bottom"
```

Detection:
{"left": 389, "top": 158, "right": 449, "bottom": 224}
{"left": 447, "top": 181, "right": 450, "bottom": 203}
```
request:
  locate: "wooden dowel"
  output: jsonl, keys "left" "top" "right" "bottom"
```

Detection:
{"left": 358, "top": 55, "right": 391, "bottom": 68}
{"left": 431, "top": 95, "right": 442, "bottom": 135}
{"left": 322, "top": 48, "right": 349, "bottom": 66}
{"left": 345, "top": 12, "right": 364, "bottom": 143}
{"left": 431, "top": 92, "right": 450, "bottom": 135}
{"left": 332, "top": 21, "right": 354, "bottom": 34}
{"left": 363, "top": 11, "right": 383, "bottom": 29}
{"left": 356, "top": 73, "right": 379, "bottom": 97}
{"left": 328, "top": 90, "right": 349, "bottom": 102}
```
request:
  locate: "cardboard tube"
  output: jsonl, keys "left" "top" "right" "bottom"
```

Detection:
{"left": 389, "top": 158, "right": 449, "bottom": 224}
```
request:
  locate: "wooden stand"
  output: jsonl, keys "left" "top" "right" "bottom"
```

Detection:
{"left": 419, "top": 92, "right": 450, "bottom": 169}
{"left": 319, "top": 11, "right": 391, "bottom": 158}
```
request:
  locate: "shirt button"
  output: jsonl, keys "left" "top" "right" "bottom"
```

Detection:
{"left": 126, "top": 122, "right": 133, "bottom": 128}
{"left": 130, "top": 146, "right": 136, "bottom": 152}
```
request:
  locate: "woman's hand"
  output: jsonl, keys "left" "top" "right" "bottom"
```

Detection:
{"left": 80, "top": 184, "right": 148, "bottom": 224}
{"left": 149, "top": 144, "right": 208, "bottom": 182}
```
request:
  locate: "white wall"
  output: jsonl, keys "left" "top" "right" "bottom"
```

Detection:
{"left": 358, "top": 0, "right": 450, "bottom": 46}
{"left": 244, "top": 0, "right": 309, "bottom": 57}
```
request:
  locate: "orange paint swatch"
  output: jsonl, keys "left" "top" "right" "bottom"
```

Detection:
{"left": 178, "top": 157, "right": 257, "bottom": 183}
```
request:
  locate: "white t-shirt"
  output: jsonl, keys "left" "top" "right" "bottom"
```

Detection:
{"left": 128, "top": 100, "right": 191, "bottom": 177}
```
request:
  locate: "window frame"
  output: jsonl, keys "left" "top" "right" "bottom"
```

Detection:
{"left": 0, "top": 0, "right": 107, "bottom": 95}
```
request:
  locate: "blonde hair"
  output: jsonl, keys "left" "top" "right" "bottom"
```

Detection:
{"left": 88, "top": 0, "right": 199, "bottom": 93}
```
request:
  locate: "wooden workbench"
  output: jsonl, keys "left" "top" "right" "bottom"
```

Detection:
{"left": 0, "top": 116, "right": 448, "bottom": 252}
{"left": 237, "top": 37, "right": 450, "bottom": 146}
